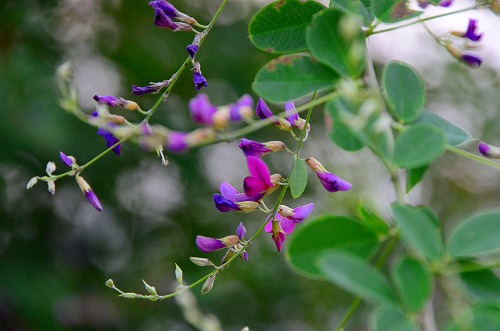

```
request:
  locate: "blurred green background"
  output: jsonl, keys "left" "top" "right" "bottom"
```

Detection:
{"left": 1, "top": 0, "right": 499, "bottom": 330}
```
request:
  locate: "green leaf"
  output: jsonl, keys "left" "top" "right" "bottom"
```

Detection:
{"left": 289, "top": 158, "right": 308, "bottom": 199}
{"left": 357, "top": 200, "right": 389, "bottom": 237}
{"left": 416, "top": 110, "right": 472, "bottom": 146}
{"left": 391, "top": 204, "right": 444, "bottom": 262}
{"left": 307, "top": 8, "right": 366, "bottom": 78}
{"left": 447, "top": 211, "right": 500, "bottom": 258}
{"left": 320, "top": 251, "right": 396, "bottom": 306}
{"left": 287, "top": 215, "right": 379, "bottom": 278}
{"left": 373, "top": 0, "right": 421, "bottom": 23}
{"left": 253, "top": 54, "right": 340, "bottom": 102}
{"left": 375, "top": 308, "right": 418, "bottom": 331}
{"left": 460, "top": 268, "right": 500, "bottom": 303}
{"left": 393, "top": 257, "right": 432, "bottom": 312}
{"left": 325, "top": 98, "right": 364, "bottom": 151}
{"left": 248, "top": 0, "right": 325, "bottom": 53}
{"left": 383, "top": 61, "right": 426, "bottom": 123}
{"left": 329, "top": 0, "right": 374, "bottom": 26}
{"left": 406, "top": 165, "right": 429, "bottom": 193}
{"left": 393, "top": 124, "right": 447, "bottom": 169}
{"left": 446, "top": 304, "right": 500, "bottom": 331}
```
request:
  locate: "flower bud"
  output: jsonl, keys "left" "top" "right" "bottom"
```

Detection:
{"left": 60, "top": 152, "right": 76, "bottom": 168}
{"left": 119, "top": 293, "right": 140, "bottom": 299}
{"left": 212, "top": 107, "right": 231, "bottom": 130}
{"left": 478, "top": 141, "right": 500, "bottom": 158}
{"left": 278, "top": 205, "right": 294, "bottom": 217}
{"left": 46, "top": 162, "right": 56, "bottom": 175}
{"left": 142, "top": 279, "right": 158, "bottom": 296}
{"left": 105, "top": 279, "right": 115, "bottom": 288}
{"left": 108, "top": 115, "right": 126, "bottom": 125}
{"left": 47, "top": 180, "right": 56, "bottom": 195}
{"left": 76, "top": 176, "right": 102, "bottom": 212}
{"left": 219, "top": 235, "right": 240, "bottom": 247}
{"left": 174, "top": 264, "right": 183, "bottom": 285}
{"left": 26, "top": 177, "right": 38, "bottom": 189}
{"left": 190, "top": 257, "right": 214, "bottom": 267}
{"left": 201, "top": 274, "right": 216, "bottom": 294}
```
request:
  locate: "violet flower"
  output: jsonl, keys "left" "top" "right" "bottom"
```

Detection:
{"left": 189, "top": 94, "right": 217, "bottom": 125}
{"left": 285, "top": 101, "right": 309, "bottom": 131}
{"left": 306, "top": 157, "right": 352, "bottom": 192}
{"left": 478, "top": 141, "right": 500, "bottom": 158}
{"left": 229, "top": 94, "right": 253, "bottom": 122}
{"left": 132, "top": 80, "right": 169, "bottom": 96}
{"left": 417, "top": 0, "right": 452, "bottom": 9}
{"left": 265, "top": 203, "right": 314, "bottom": 252}
{"left": 256, "top": 98, "right": 291, "bottom": 131}
{"left": 193, "top": 71, "right": 208, "bottom": 90}
{"left": 149, "top": 0, "right": 195, "bottom": 31}
{"left": 93, "top": 95, "right": 138, "bottom": 111}
{"left": 461, "top": 54, "right": 482, "bottom": 68}
{"left": 463, "top": 19, "right": 483, "bottom": 42}
{"left": 239, "top": 138, "right": 285, "bottom": 158}
{"left": 59, "top": 151, "right": 75, "bottom": 167}
{"left": 76, "top": 176, "right": 102, "bottom": 212}
{"left": 196, "top": 222, "right": 248, "bottom": 260}
{"left": 212, "top": 194, "right": 259, "bottom": 212}
{"left": 97, "top": 125, "right": 121, "bottom": 155}
{"left": 165, "top": 131, "right": 189, "bottom": 153}
{"left": 187, "top": 45, "right": 199, "bottom": 59}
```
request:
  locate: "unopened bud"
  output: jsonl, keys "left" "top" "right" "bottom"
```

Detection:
{"left": 174, "top": 264, "right": 183, "bottom": 285}
{"left": 305, "top": 157, "right": 328, "bottom": 174}
{"left": 237, "top": 201, "right": 260, "bottom": 212}
{"left": 108, "top": 115, "right": 126, "bottom": 125}
{"left": 478, "top": 141, "right": 500, "bottom": 158}
{"left": 142, "top": 280, "right": 158, "bottom": 296}
{"left": 125, "top": 101, "right": 139, "bottom": 111}
{"left": 46, "top": 161, "right": 56, "bottom": 175}
{"left": 274, "top": 117, "right": 292, "bottom": 131}
{"left": 105, "top": 279, "right": 115, "bottom": 288}
{"left": 47, "top": 180, "right": 56, "bottom": 195}
{"left": 212, "top": 107, "right": 231, "bottom": 130}
{"left": 219, "top": 235, "right": 240, "bottom": 247}
{"left": 119, "top": 293, "right": 140, "bottom": 299}
{"left": 26, "top": 177, "right": 38, "bottom": 189}
{"left": 201, "top": 274, "right": 216, "bottom": 294}
{"left": 278, "top": 205, "right": 294, "bottom": 217}
{"left": 190, "top": 257, "right": 214, "bottom": 267}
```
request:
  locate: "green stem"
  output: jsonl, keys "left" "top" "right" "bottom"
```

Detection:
{"left": 447, "top": 145, "right": 500, "bottom": 170}
{"left": 336, "top": 298, "right": 363, "bottom": 331}
{"left": 366, "top": 5, "right": 479, "bottom": 36}
{"left": 295, "top": 92, "right": 317, "bottom": 156}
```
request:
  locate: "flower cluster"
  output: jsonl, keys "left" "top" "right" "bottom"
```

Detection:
{"left": 443, "top": 18, "right": 483, "bottom": 68}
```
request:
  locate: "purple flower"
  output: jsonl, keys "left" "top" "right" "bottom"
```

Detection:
{"left": 149, "top": 0, "right": 195, "bottom": 31}
{"left": 239, "top": 139, "right": 285, "bottom": 157}
{"left": 97, "top": 126, "right": 121, "bottom": 155}
{"left": 60, "top": 151, "right": 75, "bottom": 167}
{"left": 461, "top": 54, "right": 482, "bottom": 68}
{"left": 189, "top": 94, "right": 217, "bottom": 125}
{"left": 187, "top": 45, "right": 199, "bottom": 59}
{"left": 265, "top": 204, "right": 314, "bottom": 252}
{"left": 306, "top": 157, "right": 352, "bottom": 192}
{"left": 243, "top": 157, "right": 275, "bottom": 197}
{"left": 463, "top": 19, "right": 483, "bottom": 41}
{"left": 478, "top": 141, "right": 500, "bottom": 158}
{"left": 76, "top": 176, "right": 102, "bottom": 212}
{"left": 165, "top": 131, "right": 189, "bottom": 153}
{"left": 195, "top": 222, "right": 248, "bottom": 260}
{"left": 229, "top": 94, "right": 254, "bottom": 122}
{"left": 219, "top": 181, "right": 261, "bottom": 202}
{"left": 132, "top": 81, "right": 166, "bottom": 96}
{"left": 193, "top": 71, "right": 208, "bottom": 90}
{"left": 212, "top": 194, "right": 259, "bottom": 212}
{"left": 255, "top": 98, "right": 291, "bottom": 131}
{"left": 93, "top": 95, "right": 139, "bottom": 111}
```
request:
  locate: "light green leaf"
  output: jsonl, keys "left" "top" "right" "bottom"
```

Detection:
{"left": 383, "top": 61, "right": 426, "bottom": 123}
{"left": 357, "top": 200, "right": 389, "bottom": 237}
{"left": 446, "top": 304, "right": 500, "bottom": 331}
{"left": 248, "top": 0, "right": 325, "bottom": 53}
{"left": 320, "top": 251, "right": 396, "bottom": 306}
{"left": 447, "top": 211, "right": 500, "bottom": 258}
{"left": 375, "top": 308, "right": 418, "bottom": 331}
{"left": 393, "top": 124, "right": 447, "bottom": 169}
{"left": 289, "top": 158, "right": 308, "bottom": 199}
{"left": 325, "top": 98, "right": 364, "bottom": 151}
{"left": 287, "top": 215, "right": 379, "bottom": 278}
{"left": 416, "top": 110, "right": 472, "bottom": 146}
{"left": 393, "top": 257, "right": 432, "bottom": 312}
{"left": 329, "top": 0, "right": 374, "bottom": 26}
{"left": 307, "top": 8, "right": 366, "bottom": 78}
{"left": 391, "top": 204, "right": 444, "bottom": 262}
{"left": 253, "top": 54, "right": 340, "bottom": 102}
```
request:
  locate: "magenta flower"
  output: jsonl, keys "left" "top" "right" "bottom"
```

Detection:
{"left": 189, "top": 94, "right": 217, "bottom": 125}
{"left": 306, "top": 157, "right": 352, "bottom": 192}
{"left": 165, "top": 131, "right": 189, "bottom": 153}
{"left": 76, "top": 176, "right": 102, "bottom": 212}
{"left": 97, "top": 125, "right": 121, "bottom": 155}
{"left": 265, "top": 203, "right": 314, "bottom": 252}
{"left": 285, "top": 101, "right": 309, "bottom": 131}
{"left": 256, "top": 98, "right": 292, "bottom": 131}
{"left": 196, "top": 222, "right": 248, "bottom": 260}
{"left": 239, "top": 139, "right": 285, "bottom": 158}
{"left": 243, "top": 157, "right": 276, "bottom": 197}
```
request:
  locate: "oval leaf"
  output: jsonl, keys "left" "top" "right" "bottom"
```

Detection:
{"left": 393, "top": 257, "right": 432, "bottom": 312}
{"left": 416, "top": 110, "right": 472, "bottom": 146}
{"left": 253, "top": 54, "right": 340, "bottom": 102}
{"left": 307, "top": 8, "right": 366, "bottom": 78}
{"left": 289, "top": 158, "right": 308, "bottom": 198}
{"left": 375, "top": 308, "right": 418, "bottom": 331}
{"left": 406, "top": 165, "right": 429, "bottom": 193}
{"left": 393, "top": 124, "right": 447, "bottom": 169}
{"left": 248, "top": 0, "right": 325, "bottom": 53}
{"left": 357, "top": 200, "right": 390, "bottom": 237}
{"left": 447, "top": 211, "right": 500, "bottom": 258}
{"left": 329, "top": 0, "right": 374, "bottom": 26}
{"left": 287, "top": 215, "right": 379, "bottom": 278}
{"left": 325, "top": 98, "right": 364, "bottom": 151}
{"left": 391, "top": 204, "right": 444, "bottom": 262}
{"left": 383, "top": 61, "right": 426, "bottom": 123}
{"left": 460, "top": 267, "right": 500, "bottom": 303}
{"left": 320, "top": 251, "right": 396, "bottom": 306}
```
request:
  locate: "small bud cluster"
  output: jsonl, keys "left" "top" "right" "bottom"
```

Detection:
{"left": 440, "top": 18, "right": 484, "bottom": 68}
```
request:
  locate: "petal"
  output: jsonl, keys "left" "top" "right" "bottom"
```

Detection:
{"left": 236, "top": 222, "right": 246, "bottom": 239}
{"left": 461, "top": 54, "right": 482, "bottom": 68}
{"left": 195, "top": 235, "right": 226, "bottom": 253}
{"left": 272, "top": 232, "right": 286, "bottom": 252}
{"left": 230, "top": 94, "right": 253, "bottom": 122}
{"left": 290, "top": 203, "right": 315, "bottom": 223}
{"left": 213, "top": 194, "right": 240, "bottom": 212}
{"left": 59, "top": 151, "right": 74, "bottom": 167}
{"left": 264, "top": 218, "right": 273, "bottom": 233}
{"left": 85, "top": 189, "right": 103, "bottom": 212}
{"left": 243, "top": 176, "right": 269, "bottom": 197}
{"left": 246, "top": 157, "right": 272, "bottom": 186}
{"left": 220, "top": 181, "right": 240, "bottom": 201}
{"left": 239, "top": 139, "right": 271, "bottom": 157}
{"left": 279, "top": 215, "right": 296, "bottom": 234}
{"left": 255, "top": 98, "right": 274, "bottom": 120}
{"left": 284, "top": 101, "right": 299, "bottom": 126}
{"left": 165, "top": 131, "right": 188, "bottom": 153}
{"left": 317, "top": 172, "right": 352, "bottom": 192}
{"left": 189, "top": 94, "right": 217, "bottom": 125}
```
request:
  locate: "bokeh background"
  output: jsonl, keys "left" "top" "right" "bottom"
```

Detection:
{"left": 1, "top": 0, "right": 499, "bottom": 330}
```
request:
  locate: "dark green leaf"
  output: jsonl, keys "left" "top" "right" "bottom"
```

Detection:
{"left": 406, "top": 165, "right": 429, "bottom": 193}
{"left": 357, "top": 200, "right": 390, "bottom": 237}
{"left": 325, "top": 98, "right": 364, "bottom": 151}
{"left": 416, "top": 110, "right": 472, "bottom": 146}
{"left": 289, "top": 158, "right": 308, "bottom": 199}
{"left": 287, "top": 215, "right": 379, "bottom": 278}
{"left": 447, "top": 211, "right": 500, "bottom": 258}
{"left": 307, "top": 8, "right": 366, "bottom": 78}
{"left": 320, "top": 251, "right": 396, "bottom": 306}
{"left": 446, "top": 304, "right": 500, "bottom": 331}
{"left": 383, "top": 61, "right": 426, "bottom": 123}
{"left": 393, "top": 257, "right": 432, "bottom": 312}
{"left": 460, "top": 268, "right": 500, "bottom": 303}
{"left": 253, "top": 54, "right": 340, "bottom": 102}
{"left": 373, "top": 0, "right": 421, "bottom": 23}
{"left": 391, "top": 204, "right": 444, "bottom": 262}
{"left": 248, "top": 0, "right": 325, "bottom": 53}
{"left": 329, "top": 0, "right": 374, "bottom": 26}
{"left": 375, "top": 308, "right": 418, "bottom": 331}
{"left": 393, "top": 124, "right": 447, "bottom": 169}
